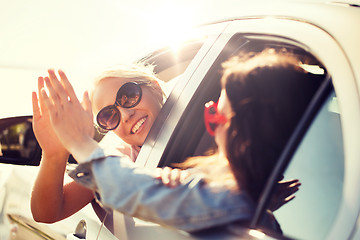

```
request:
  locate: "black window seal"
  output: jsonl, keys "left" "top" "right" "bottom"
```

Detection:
{"left": 250, "top": 75, "right": 334, "bottom": 228}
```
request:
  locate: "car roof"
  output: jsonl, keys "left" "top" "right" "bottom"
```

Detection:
{"left": 194, "top": 0, "right": 360, "bottom": 93}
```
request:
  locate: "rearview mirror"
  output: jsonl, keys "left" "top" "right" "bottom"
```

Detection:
{"left": 0, "top": 116, "right": 41, "bottom": 166}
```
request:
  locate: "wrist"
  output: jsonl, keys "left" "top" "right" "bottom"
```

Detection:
{"left": 67, "top": 136, "right": 99, "bottom": 164}
{"left": 40, "top": 152, "right": 69, "bottom": 172}
{"left": 41, "top": 151, "right": 70, "bottom": 163}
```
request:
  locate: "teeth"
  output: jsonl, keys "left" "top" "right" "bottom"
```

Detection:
{"left": 132, "top": 117, "right": 146, "bottom": 134}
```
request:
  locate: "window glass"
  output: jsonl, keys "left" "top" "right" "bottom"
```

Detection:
{"left": 0, "top": 120, "right": 35, "bottom": 158}
{"left": 162, "top": 33, "right": 328, "bottom": 167}
{"left": 274, "top": 91, "right": 344, "bottom": 240}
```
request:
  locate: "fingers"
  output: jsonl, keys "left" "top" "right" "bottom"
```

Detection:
{"left": 270, "top": 178, "right": 301, "bottom": 211}
{"left": 36, "top": 77, "right": 47, "bottom": 115}
{"left": 34, "top": 76, "right": 51, "bottom": 119}
{"left": 276, "top": 179, "right": 301, "bottom": 200}
{"left": 179, "top": 169, "right": 189, "bottom": 182}
{"left": 47, "top": 69, "right": 79, "bottom": 105}
{"left": 57, "top": 69, "right": 79, "bottom": 104}
{"left": 154, "top": 168, "right": 163, "bottom": 179}
{"left": 40, "top": 88, "right": 57, "bottom": 120}
{"left": 156, "top": 167, "right": 184, "bottom": 188}
{"left": 42, "top": 69, "right": 83, "bottom": 114}
{"left": 32, "top": 91, "right": 40, "bottom": 119}
{"left": 277, "top": 179, "right": 301, "bottom": 190}
{"left": 82, "top": 91, "right": 93, "bottom": 118}
{"left": 284, "top": 195, "right": 295, "bottom": 203}
{"left": 47, "top": 69, "right": 70, "bottom": 105}
{"left": 44, "top": 76, "right": 63, "bottom": 111}
{"left": 286, "top": 183, "right": 300, "bottom": 196}
{"left": 161, "top": 167, "right": 172, "bottom": 186}
{"left": 278, "top": 179, "right": 300, "bottom": 186}
{"left": 169, "top": 168, "right": 182, "bottom": 188}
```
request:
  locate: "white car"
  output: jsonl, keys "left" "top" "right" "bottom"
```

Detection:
{"left": 0, "top": 0, "right": 359, "bottom": 239}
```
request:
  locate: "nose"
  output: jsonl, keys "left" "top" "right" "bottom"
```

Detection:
{"left": 119, "top": 107, "right": 135, "bottom": 123}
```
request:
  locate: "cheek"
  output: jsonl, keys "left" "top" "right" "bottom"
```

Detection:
{"left": 143, "top": 98, "right": 162, "bottom": 118}
{"left": 141, "top": 88, "right": 163, "bottom": 116}
{"left": 113, "top": 125, "right": 127, "bottom": 139}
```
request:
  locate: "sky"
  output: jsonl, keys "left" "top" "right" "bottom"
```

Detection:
{"left": 0, "top": 0, "right": 206, "bottom": 118}
{"left": 0, "top": 0, "right": 348, "bottom": 118}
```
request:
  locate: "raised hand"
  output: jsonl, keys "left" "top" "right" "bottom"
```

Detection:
{"left": 269, "top": 179, "right": 301, "bottom": 212}
{"left": 38, "top": 69, "right": 96, "bottom": 161}
{"left": 32, "top": 76, "right": 68, "bottom": 159}
{"left": 31, "top": 70, "right": 97, "bottom": 222}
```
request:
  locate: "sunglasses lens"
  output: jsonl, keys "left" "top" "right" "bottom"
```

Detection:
{"left": 204, "top": 101, "right": 216, "bottom": 136}
{"left": 208, "top": 106, "right": 218, "bottom": 130}
{"left": 208, "top": 105, "right": 217, "bottom": 115}
{"left": 116, "top": 82, "right": 142, "bottom": 108}
{"left": 97, "top": 106, "right": 120, "bottom": 130}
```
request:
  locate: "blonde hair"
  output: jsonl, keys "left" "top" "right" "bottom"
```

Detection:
{"left": 89, "top": 62, "right": 166, "bottom": 107}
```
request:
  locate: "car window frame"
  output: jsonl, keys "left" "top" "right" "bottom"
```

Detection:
{"left": 222, "top": 18, "right": 360, "bottom": 239}
{"left": 135, "top": 16, "right": 360, "bottom": 239}
{"left": 136, "top": 22, "right": 230, "bottom": 168}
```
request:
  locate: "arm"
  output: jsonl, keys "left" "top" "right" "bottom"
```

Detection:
{"left": 31, "top": 73, "right": 94, "bottom": 223}
{"left": 31, "top": 153, "right": 94, "bottom": 223}
{"left": 38, "top": 70, "right": 255, "bottom": 231}
{"left": 68, "top": 148, "right": 255, "bottom": 232}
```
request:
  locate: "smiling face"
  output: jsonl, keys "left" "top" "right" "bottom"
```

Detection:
{"left": 92, "top": 77, "right": 163, "bottom": 146}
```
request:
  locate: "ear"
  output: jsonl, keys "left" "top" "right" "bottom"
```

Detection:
{"left": 151, "top": 80, "right": 164, "bottom": 100}
{"left": 152, "top": 80, "right": 162, "bottom": 92}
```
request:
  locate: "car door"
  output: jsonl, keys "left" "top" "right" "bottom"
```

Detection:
{"left": 138, "top": 14, "right": 360, "bottom": 240}
{"left": 109, "top": 22, "right": 229, "bottom": 240}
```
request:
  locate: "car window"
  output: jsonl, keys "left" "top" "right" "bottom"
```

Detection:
{"left": 160, "top": 33, "right": 327, "bottom": 166}
{"left": 0, "top": 117, "right": 41, "bottom": 165}
{"left": 157, "top": 32, "right": 340, "bottom": 238}
{"left": 271, "top": 91, "right": 344, "bottom": 240}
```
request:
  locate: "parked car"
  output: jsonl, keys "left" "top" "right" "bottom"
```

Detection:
{"left": 0, "top": 0, "right": 359, "bottom": 239}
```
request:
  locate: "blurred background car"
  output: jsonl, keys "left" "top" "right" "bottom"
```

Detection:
{"left": 0, "top": 0, "right": 359, "bottom": 239}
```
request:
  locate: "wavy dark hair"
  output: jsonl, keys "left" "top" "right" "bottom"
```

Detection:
{"left": 221, "top": 49, "right": 323, "bottom": 202}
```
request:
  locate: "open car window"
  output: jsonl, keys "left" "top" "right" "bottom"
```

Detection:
{"left": 155, "top": 32, "right": 334, "bottom": 238}
{"left": 259, "top": 89, "right": 344, "bottom": 240}
{"left": 159, "top": 33, "right": 328, "bottom": 167}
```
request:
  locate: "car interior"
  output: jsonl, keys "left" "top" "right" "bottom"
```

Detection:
{"left": 157, "top": 33, "right": 328, "bottom": 166}
{"left": 149, "top": 33, "right": 343, "bottom": 239}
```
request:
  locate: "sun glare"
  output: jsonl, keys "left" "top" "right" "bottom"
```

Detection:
{"left": 141, "top": 3, "right": 197, "bottom": 53}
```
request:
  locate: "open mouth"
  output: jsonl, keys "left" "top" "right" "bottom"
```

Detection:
{"left": 131, "top": 116, "right": 147, "bottom": 134}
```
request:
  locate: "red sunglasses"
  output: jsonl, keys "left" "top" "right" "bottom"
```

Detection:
{"left": 204, "top": 100, "right": 227, "bottom": 136}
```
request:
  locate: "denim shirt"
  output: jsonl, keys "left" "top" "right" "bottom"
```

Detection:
{"left": 69, "top": 147, "right": 255, "bottom": 232}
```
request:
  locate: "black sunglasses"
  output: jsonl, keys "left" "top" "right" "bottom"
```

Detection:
{"left": 96, "top": 82, "right": 142, "bottom": 130}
